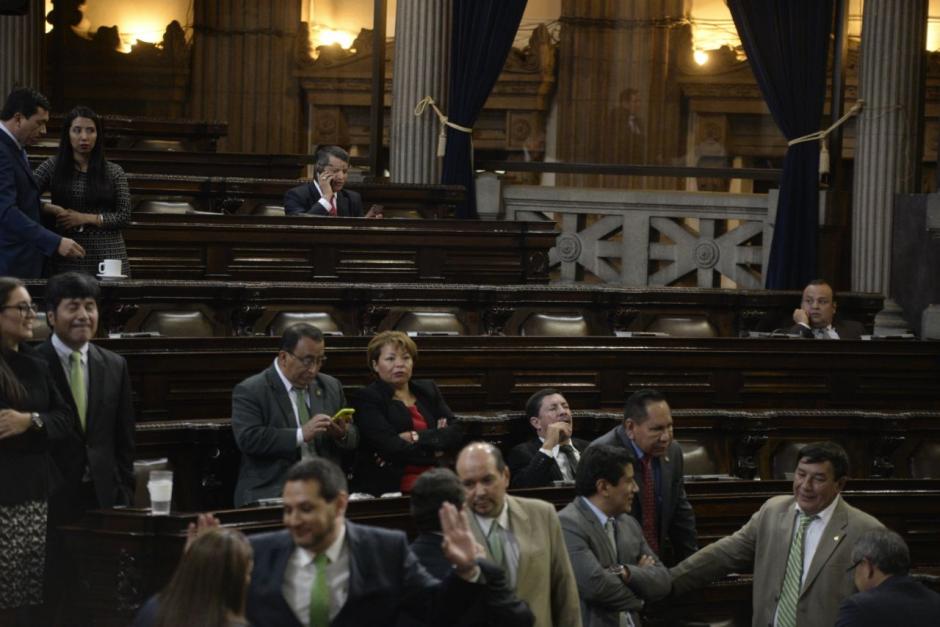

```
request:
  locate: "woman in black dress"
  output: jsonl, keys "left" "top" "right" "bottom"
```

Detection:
{"left": 35, "top": 106, "right": 131, "bottom": 278}
{"left": 0, "top": 278, "right": 73, "bottom": 626}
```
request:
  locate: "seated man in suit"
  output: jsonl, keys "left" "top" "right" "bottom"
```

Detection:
{"left": 508, "top": 388, "right": 590, "bottom": 488}
{"left": 457, "top": 442, "right": 582, "bottom": 627}
{"left": 559, "top": 445, "right": 670, "bottom": 627}
{"left": 789, "top": 279, "right": 865, "bottom": 339}
{"left": 671, "top": 442, "right": 885, "bottom": 627}
{"left": 283, "top": 145, "right": 381, "bottom": 218}
{"left": 232, "top": 323, "right": 358, "bottom": 507}
{"left": 402, "top": 468, "right": 534, "bottom": 627}
{"left": 589, "top": 389, "right": 697, "bottom": 564}
{"left": 836, "top": 529, "right": 940, "bottom": 627}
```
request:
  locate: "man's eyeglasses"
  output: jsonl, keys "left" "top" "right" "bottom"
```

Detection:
{"left": 286, "top": 352, "right": 327, "bottom": 369}
{"left": 846, "top": 558, "right": 865, "bottom": 572}
{"left": 1, "top": 303, "right": 39, "bottom": 316}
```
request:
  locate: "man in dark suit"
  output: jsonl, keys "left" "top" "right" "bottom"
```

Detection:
{"left": 245, "top": 457, "right": 501, "bottom": 627}
{"left": 508, "top": 388, "right": 589, "bottom": 488}
{"left": 559, "top": 445, "right": 670, "bottom": 627}
{"left": 836, "top": 529, "right": 940, "bottom": 627}
{"left": 403, "top": 468, "right": 534, "bottom": 627}
{"left": 283, "top": 145, "right": 381, "bottom": 218}
{"left": 589, "top": 389, "right": 697, "bottom": 564}
{"left": 38, "top": 272, "right": 135, "bottom": 515}
{"left": 37, "top": 272, "right": 134, "bottom": 627}
{"left": 0, "top": 87, "right": 84, "bottom": 278}
{"left": 789, "top": 279, "right": 866, "bottom": 339}
{"left": 232, "top": 323, "right": 358, "bottom": 507}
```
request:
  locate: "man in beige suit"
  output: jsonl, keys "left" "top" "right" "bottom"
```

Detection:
{"left": 457, "top": 442, "right": 582, "bottom": 627}
{"left": 670, "top": 442, "right": 884, "bottom": 627}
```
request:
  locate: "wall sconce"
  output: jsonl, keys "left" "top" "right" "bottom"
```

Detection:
{"left": 693, "top": 49, "right": 710, "bottom": 66}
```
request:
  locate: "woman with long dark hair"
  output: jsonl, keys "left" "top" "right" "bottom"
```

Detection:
{"left": 35, "top": 106, "right": 131, "bottom": 277}
{"left": 132, "top": 527, "right": 253, "bottom": 627}
{"left": 0, "top": 277, "right": 73, "bottom": 626}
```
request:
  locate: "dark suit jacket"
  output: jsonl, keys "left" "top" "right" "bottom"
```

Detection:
{"left": 283, "top": 182, "right": 363, "bottom": 217}
{"left": 246, "top": 523, "right": 485, "bottom": 627}
{"left": 402, "top": 533, "right": 534, "bottom": 627}
{"left": 0, "top": 129, "right": 60, "bottom": 277}
{"left": 352, "top": 379, "right": 463, "bottom": 496}
{"left": 559, "top": 497, "right": 671, "bottom": 627}
{"left": 37, "top": 339, "right": 135, "bottom": 516}
{"left": 507, "top": 436, "right": 590, "bottom": 489}
{"left": 588, "top": 428, "right": 698, "bottom": 562}
{"left": 835, "top": 574, "right": 940, "bottom": 627}
{"left": 788, "top": 319, "right": 866, "bottom": 339}
{"left": 232, "top": 364, "right": 357, "bottom": 507}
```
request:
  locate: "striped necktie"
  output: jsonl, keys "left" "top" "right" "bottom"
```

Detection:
{"left": 70, "top": 351, "right": 86, "bottom": 431}
{"left": 777, "top": 512, "right": 816, "bottom": 627}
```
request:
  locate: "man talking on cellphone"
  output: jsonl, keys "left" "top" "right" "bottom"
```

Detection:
{"left": 284, "top": 145, "right": 382, "bottom": 218}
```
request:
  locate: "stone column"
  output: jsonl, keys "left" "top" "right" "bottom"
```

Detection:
{"left": 190, "top": 0, "right": 303, "bottom": 153}
{"left": 390, "top": 0, "right": 451, "bottom": 183}
{"left": 851, "top": 0, "right": 927, "bottom": 301}
{"left": 0, "top": 0, "right": 45, "bottom": 94}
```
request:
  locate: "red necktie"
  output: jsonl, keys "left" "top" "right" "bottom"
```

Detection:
{"left": 641, "top": 455, "right": 659, "bottom": 553}
{"left": 329, "top": 196, "right": 337, "bottom": 216}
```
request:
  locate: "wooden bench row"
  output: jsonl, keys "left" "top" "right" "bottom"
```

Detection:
{"left": 92, "top": 336, "right": 940, "bottom": 423}
{"left": 61, "top": 480, "right": 940, "bottom": 627}
{"left": 45, "top": 114, "right": 228, "bottom": 152}
{"left": 21, "top": 280, "right": 884, "bottom": 338}
{"left": 118, "top": 214, "right": 554, "bottom": 283}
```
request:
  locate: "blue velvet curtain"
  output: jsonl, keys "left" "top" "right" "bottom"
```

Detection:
{"left": 441, "top": 0, "right": 528, "bottom": 218}
{"left": 728, "top": 0, "right": 834, "bottom": 288}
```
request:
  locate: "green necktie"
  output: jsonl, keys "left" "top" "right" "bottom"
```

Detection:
{"left": 70, "top": 351, "right": 86, "bottom": 431}
{"left": 293, "top": 387, "right": 310, "bottom": 424}
{"left": 309, "top": 552, "right": 330, "bottom": 627}
{"left": 605, "top": 517, "right": 618, "bottom": 558}
{"left": 777, "top": 512, "right": 816, "bottom": 627}
{"left": 487, "top": 522, "right": 505, "bottom": 569}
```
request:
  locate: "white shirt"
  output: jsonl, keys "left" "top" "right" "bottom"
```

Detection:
{"left": 473, "top": 503, "right": 520, "bottom": 588}
{"left": 0, "top": 121, "right": 22, "bottom": 150}
{"left": 273, "top": 357, "right": 308, "bottom": 448}
{"left": 283, "top": 523, "right": 350, "bottom": 625}
{"left": 313, "top": 180, "right": 335, "bottom": 213}
{"left": 797, "top": 322, "right": 839, "bottom": 339}
{"left": 538, "top": 437, "right": 580, "bottom": 480}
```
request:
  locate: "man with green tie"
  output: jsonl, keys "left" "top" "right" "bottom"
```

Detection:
{"left": 669, "top": 442, "right": 884, "bottom": 627}
{"left": 232, "top": 323, "right": 358, "bottom": 507}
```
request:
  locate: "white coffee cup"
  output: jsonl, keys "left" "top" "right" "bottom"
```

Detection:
{"left": 147, "top": 470, "right": 173, "bottom": 516}
{"left": 98, "top": 259, "right": 122, "bottom": 277}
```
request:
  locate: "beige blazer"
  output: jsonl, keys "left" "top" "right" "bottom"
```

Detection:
{"left": 670, "top": 494, "right": 883, "bottom": 627}
{"left": 469, "top": 494, "right": 583, "bottom": 627}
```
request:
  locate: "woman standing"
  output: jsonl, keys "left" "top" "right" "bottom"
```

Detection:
{"left": 35, "top": 106, "right": 131, "bottom": 277}
{"left": 0, "top": 278, "right": 73, "bottom": 626}
{"left": 352, "top": 331, "right": 464, "bottom": 496}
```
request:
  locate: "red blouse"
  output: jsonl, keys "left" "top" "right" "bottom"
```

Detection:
{"left": 400, "top": 405, "right": 432, "bottom": 493}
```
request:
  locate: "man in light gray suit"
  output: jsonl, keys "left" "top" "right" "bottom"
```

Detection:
{"left": 560, "top": 444, "right": 670, "bottom": 627}
{"left": 232, "top": 323, "right": 358, "bottom": 506}
{"left": 589, "top": 389, "right": 697, "bottom": 564}
{"left": 670, "top": 442, "right": 884, "bottom": 627}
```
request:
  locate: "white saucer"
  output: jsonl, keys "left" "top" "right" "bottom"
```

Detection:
{"left": 97, "top": 274, "right": 128, "bottom": 281}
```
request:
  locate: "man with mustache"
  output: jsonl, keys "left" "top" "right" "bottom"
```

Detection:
{"left": 508, "top": 388, "right": 590, "bottom": 489}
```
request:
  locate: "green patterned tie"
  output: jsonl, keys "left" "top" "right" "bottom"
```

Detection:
{"left": 70, "top": 351, "right": 86, "bottom": 431}
{"left": 777, "top": 512, "right": 816, "bottom": 627}
{"left": 309, "top": 552, "right": 330, "bottom": 627}
{"left": 293, "top": 388, "right": 310, "bottom": 424}
{"left": 487, "top": 522, "right": 505, "bottom": 569}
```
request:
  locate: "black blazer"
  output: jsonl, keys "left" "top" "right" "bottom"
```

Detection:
{"left": 352, "top": 379, "right": 463, "bottom": 496}
{"left": 507, "top": 436, "right": 590, "bottom": 489}
{"left": 0, "top": 130, "right": 60, "bottom": 277}
{"left": 283, "top": 182, "right": 363, "bottom": 217}
{"left": 788, "top": 319, "right": 866, "bottom": 339}
{"left": 835, "top": 574, "right": 940, "bottom": 627}
{"left": 245, "top": 523, "right": 485, "bottom": 627}
{"left": 37, "top": 340, "right": 135, "bottom": 516}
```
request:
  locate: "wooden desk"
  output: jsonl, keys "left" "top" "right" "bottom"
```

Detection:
{"left": 61, "top": 480, "right": 940, "bottom": 627}
{"left": 120, "top": 214, "right": 554, "bottom": 283}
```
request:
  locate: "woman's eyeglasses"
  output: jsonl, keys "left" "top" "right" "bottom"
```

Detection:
{"left": 1, "top": 302, "right": 39, "bottom": 316}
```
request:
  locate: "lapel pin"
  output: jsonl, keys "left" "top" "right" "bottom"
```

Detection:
{"left": 833, "top": 536, "right": 840, "bottom": 542}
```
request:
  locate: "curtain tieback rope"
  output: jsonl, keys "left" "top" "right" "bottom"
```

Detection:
{"left": 787, "top": 100, "right": 864, "bottom": 177}
{"left": 414, "top": 96, "right": 473, "bottom": 157}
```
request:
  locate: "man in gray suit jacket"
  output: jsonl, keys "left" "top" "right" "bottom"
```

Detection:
{"left": 559, "top": 445, "right": 670, "bottom": 627}
{"left": 232, "top": 323, "right": 358, "bottom": 507}
{"left": 670, "top": 442, "right": 884, "bottom": 627}
{"left": 589, "top": 389, "right": 697, "bottom": 564}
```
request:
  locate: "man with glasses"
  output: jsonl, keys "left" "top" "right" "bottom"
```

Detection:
{"left": 232, "top": 323, "right": 358, "bottom": 507}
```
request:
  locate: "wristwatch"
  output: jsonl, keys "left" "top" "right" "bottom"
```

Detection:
{"left": 29, "top": 412, "right": 44, "bottom": 430}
